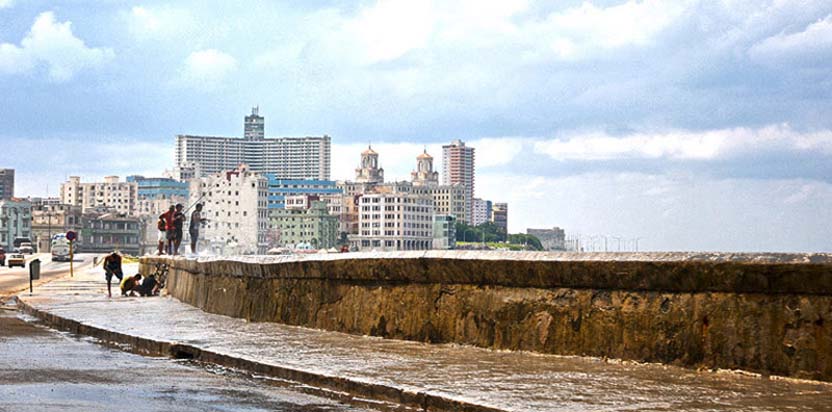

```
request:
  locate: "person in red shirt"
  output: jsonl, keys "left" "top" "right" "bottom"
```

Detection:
{"left": 160, "top": 205, "right": 176, "bottom": 255}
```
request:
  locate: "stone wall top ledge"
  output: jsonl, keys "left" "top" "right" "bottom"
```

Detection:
{"left": 141, "top": 250, "right": 832, "bottom": 265}
{"left": 140, "top": 251, "right": 832, "bottom": 296}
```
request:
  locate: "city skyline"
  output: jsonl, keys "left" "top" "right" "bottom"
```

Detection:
{"left": 2, "top": 1, "right": 832, "bottom": 252}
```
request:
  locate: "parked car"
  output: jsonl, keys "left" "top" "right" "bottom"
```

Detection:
{"left": 7, "top": 254, "right": 25, "bottom": 268}
{"left": 0, "top": 248, "right": 5, "bottom": 266}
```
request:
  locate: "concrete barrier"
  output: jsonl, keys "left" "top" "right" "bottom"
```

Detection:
{"left": 140, "top": 251, "right": 832, "bottom": 381}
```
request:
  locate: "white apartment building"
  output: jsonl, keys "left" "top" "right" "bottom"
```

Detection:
{"left": 472, "top": 198, "right": 491, "bottom": 226}
{"left": 189, "top": 164, "right": 269, "bottom": 255}
{"left": 60, "top": 176, "right": 138, "bottom": 215}
{"left": 175, "top": 108, "right": 331, "bottom": 180}
{"left": 350, "top": 193, "right": 434, "bottom": 251}
{"left": 442, "top": 139, "right": 475, "bottom": 224}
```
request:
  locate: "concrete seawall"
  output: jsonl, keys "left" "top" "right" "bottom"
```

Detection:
{"left": 140, "top": 251, "right": 832, "bottom": 381}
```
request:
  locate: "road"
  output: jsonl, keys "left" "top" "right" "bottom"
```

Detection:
{"left": 0, "top": 300, "right": 380, "bottom": 412}
{"left": 0, "top": 253, "right": 97, "bottom": 295}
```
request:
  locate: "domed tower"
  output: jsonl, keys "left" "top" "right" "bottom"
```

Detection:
{"left": 411, "top": 149, "right": 439, "bottom": 186}
{"left": 355, "top": 145, "right": 384, "bottom": 183}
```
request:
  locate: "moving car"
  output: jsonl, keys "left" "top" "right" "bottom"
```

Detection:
{"left": 51, "top": 234, "right": 72, "bottom": 262}
{"left": 18, "top": 242, "right": 34, "bottom": 254}
{"left": 0, "top": 248, "right": 5, "bottom": 266}
{"left": 7, "top": 254, "right": 25, "bottom": 268}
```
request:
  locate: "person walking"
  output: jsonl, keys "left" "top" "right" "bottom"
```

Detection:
{"left": 189, "top": 203, "right": 207, "bottom": 254}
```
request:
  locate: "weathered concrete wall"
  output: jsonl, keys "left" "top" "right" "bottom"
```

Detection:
{"left": 140, "top": 252, "right": 832, "bottom": 381}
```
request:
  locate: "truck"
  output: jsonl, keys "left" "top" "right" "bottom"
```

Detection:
{"left": 51, "top": 234, "right": 72, "bottom": 262}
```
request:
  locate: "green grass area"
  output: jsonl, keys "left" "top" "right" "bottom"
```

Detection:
{"left": 455, "top": 242, "right": 529, "bottom": 251}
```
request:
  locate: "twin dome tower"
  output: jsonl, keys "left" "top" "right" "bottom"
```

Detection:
{"left": 355, "top": 146, "right": 438, "bottom": 186}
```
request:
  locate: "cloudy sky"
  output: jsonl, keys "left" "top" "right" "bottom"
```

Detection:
{"left": 1, "top": 0, "right": 831, "bottom": 251}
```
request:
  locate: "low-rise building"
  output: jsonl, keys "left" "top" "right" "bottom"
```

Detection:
{"left": 0, "top": 198, "right": 31, "bottom": 251}
{"left": 189, "top": 164, "right": 269, "bottom": 255}
{"left": 472, "top": 198, "right": 492, "bottom": 226}
{"left": 350, "top": 192, "right": 434, "bottom": 251}
{"left": 527, "top": 227, "right": 566, "bottom": 251}
{"left": 78, "top": 212, "right": 141, "bottom": 255}
{"left": 433, "top": 214, "right": 456, "bottom": 250}
{"left": 31, "top": 204, "right": 83, "bottom": 252}
{"left": 269, "top": 200, "right": 339, "bottom": 250}
{"left": 491, "top": 202, "right": 508, "bottom": 237}
{"left": 266, "top": 177, "right": 341, "bottom": 209}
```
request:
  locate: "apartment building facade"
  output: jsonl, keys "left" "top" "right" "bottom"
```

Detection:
{"left": 441, "top": 139, "right": 475, "bottom": 224}
{"left": 175, "top": 108, "right": 331, "bottom": 179}
{"left": 189, "top": 164, "right": 269, "bottom": 255}
{"left": 60, "top": 176, "right": 138, "bottom": 215}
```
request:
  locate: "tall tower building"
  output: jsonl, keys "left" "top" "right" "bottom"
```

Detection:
{"left": 244, "top": 106, "right": 264, "bottom": 140}
{"left": 175, "top": 107, "right": 331, "bottom": 180}
{"left": 411, "top": 149, "right": 439, "bottom": 186}
{"left": 442, "top": 140, "right": 475, "bottom": 224}
{"left": 355, "top": 146, "right": 384, "bottom": 184}
{"left": 0, "top": 169, "right": 14, "bottom": 200}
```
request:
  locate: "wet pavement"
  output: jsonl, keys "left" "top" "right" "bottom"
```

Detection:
{"left": 0, "top": 300, "right": 380, "bottom": 412}
{"left": 0, "top": 253, "right": 96, "bottom": 296}
{"left": 17, "top": 263, "right": 832, "bottom": 412}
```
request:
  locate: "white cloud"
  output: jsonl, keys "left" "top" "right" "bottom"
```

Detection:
{"left": 0, "top": 11, "right": 113, "bottom": 81}
{"left": 534, "top": 125, "right": 832, "bottom": 161}
{"left": 0, "top": 0, "right": 12, "bottom": 9}
{"left": 749, "top": 14, "right": 832, "bottom": 63}
{"left": 344, "top": 0, "right": 435, "bottom": 63}
{"left": 181, "top": 49, "right": 237, "bottom": 89}
{"left": 127, "top": 5, "right": 195, "bottom": 41}
{"left": 543, "top": 0, "right": 688, "bottom": 55}
{"left": 476, "top": 171, "right": 832, "bottom": 252}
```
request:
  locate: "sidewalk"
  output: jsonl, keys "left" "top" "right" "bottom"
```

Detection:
{"left": 18, "top": 263, "right": 832, "bottom": 412}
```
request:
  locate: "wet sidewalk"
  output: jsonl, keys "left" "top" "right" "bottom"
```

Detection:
{"left": 17, "top": 264, "right": 832, "bottom": 412}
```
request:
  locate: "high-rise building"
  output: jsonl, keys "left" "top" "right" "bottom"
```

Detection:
{"left": 244, "top": 106, "right": 265, "bottom": 140}
{"left": 441, "top": 140, "right": 475, "bottom": 224}
{"left": 60, "top": 176, "right": 138, "bottom": 215}
{"left": 176, "top": 107, "right": 331, "bottom": 179}
{"left": 0, "top": 169, "right": 14, "bottom": 200}
{"left": 188, "top": 164, "right": 269, "bottom": 255}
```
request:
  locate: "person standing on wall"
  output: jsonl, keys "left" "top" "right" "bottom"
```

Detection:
{"left": 189, "top": 203, "right": 208, "bottom": 254}
{"left": 172, "top": 204, "right": 186, "bottom": 256}
{"left": 156, "top": 214, "right": 167, "bottom": 255}
{"left": 161, "top": 205, "right": 176, "bottom": 255}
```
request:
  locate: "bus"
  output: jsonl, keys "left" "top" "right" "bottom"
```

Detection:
{"left": 51, "top": 234, "right": 73, "bottom": 262}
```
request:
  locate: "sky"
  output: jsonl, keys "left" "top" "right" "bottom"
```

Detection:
{"left": 1, "top": 0, "right": 831, "bottom": 252}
